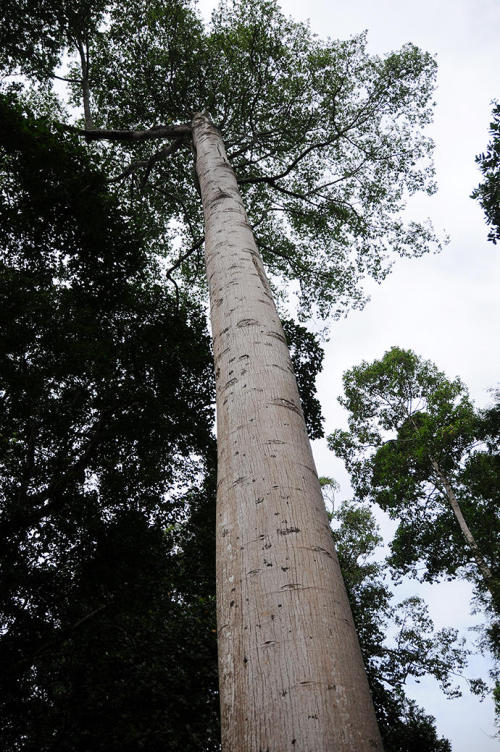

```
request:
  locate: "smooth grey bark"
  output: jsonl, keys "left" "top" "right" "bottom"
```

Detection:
{"left": 192, "top": 112, "right": 383, "bottom": 751}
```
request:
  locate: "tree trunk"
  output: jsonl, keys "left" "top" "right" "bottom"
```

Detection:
{"left": 192, "top": 112, "right": 382, "bottom": 752}
{"left": 430, "top": 456, "right": 499, "bottom": 608}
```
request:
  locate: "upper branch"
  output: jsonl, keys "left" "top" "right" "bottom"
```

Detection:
{"left": 63, "top": 123, "right": 192, "bottom": 142}
{"left": 237, "top": 136, "right": 337, "bottom": 186}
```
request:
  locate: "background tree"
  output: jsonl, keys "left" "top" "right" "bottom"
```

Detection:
{"left": 330, "top": 499, "right": 474, "bottom": 752}
{"left": 328, "top": 346, "right": 499, "bottom": 606}
{"left": 328, "top": 347, "right": 500, "bottom": 729}
{"left": 0, "top": 93, "right": 219, "bottom": 750}
{"left": 471, "top": 101, "right": 500, "bottom": 244}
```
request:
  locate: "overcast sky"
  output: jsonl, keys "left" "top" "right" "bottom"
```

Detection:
{"left": 286, "top": 1, "right": 500, "bottom": 749}
{"left": 197, "top": 0, "right": 500, "bottom": 748}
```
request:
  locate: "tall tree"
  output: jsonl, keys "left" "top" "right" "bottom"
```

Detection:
{"left": 328, "top": 347, "right": 500, "bottom": 611}
{"left": 4, "top": 1, "right": 442, "bottom": 748}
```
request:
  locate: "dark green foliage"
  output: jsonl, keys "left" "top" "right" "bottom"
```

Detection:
{"left": 377, "top": 701, "right": 452, "bottom": 752}
{"left": 471, "top": 102, "right": 500, "bottom": 244}
{"left": 0, "top": 95, "right": 215, "bottom": 530}
{"left": 1, "top": 502, "right": 220, "bottom": 752}
{"left": 0, "top": 1, "right": 107, "bottom": 79}
{"left": 0, "top": 97, "right": 220, "bottom": 750}
{"left": 281, "top": 318, "right": 324, "bottom": 439}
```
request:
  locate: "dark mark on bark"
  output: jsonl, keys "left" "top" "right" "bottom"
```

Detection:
{"left": 304, "top": 545, "right": 334, "bottom": 559}
{"left": 270, "top": 398, "right": 301, "bottom": 415}
{"left": 266, "top": 330, "right": 287, "bottom": 343}
{"left": 215, "top": 346, "right": 230, "bottom": 363}
{"left": 298, "top": 462, "right": 317, "bottom": 476}
{"left": 237, "top": 318, "right": 260, "bottom": 327}
{"left": 278, "top": 527, "right": 301, "bottom": 536}
{"left": 250, "top": 253, "right": 272, "bottom": 296}
{"left": 232, "top": 476, "right": 250, "bottom": 486}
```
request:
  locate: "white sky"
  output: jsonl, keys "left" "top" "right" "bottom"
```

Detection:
{"left": 198, "top": 0, "right": 500, "bottom": 748}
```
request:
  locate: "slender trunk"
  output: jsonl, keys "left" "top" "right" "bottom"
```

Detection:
{"left": 430, "top": 457, "right": 499, "bottom": 607}
{"left": 192, "top": 112, "right": 382, "bottom": 752}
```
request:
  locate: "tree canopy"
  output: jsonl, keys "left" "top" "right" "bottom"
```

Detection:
{"left": 4, "top": 0, "right": 441, "bottom": 320}
{"left": 328, "top": 347, "right": 499, "bottom": 599}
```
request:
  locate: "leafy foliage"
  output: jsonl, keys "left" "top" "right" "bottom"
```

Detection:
{"left": 328, "top": 347, "right": 500, "bottom": 598}
{"left": 0, "top": 96, "right": 220, "bottom": 750}
{"left": 0, "top": 0, "right": 107, "bottom": 79}
{"left": 10, "top": 0, "right": 441, "bottom": 320}
{"left": 471, "top": 102, "right": 500, "bottom": 244}
{"left": 282, "top": 318, "right": 324, "bottom": 439}
{"left": 329, "top": 348, "right": 500, "bottom": 730}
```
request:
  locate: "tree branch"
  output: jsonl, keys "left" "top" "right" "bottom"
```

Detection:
{"left": 61, "top": 123, "right": 191, "bottom": 142}
{"left": 166, "top": 237, "right": 205, "bottom": 306}
{"left": 75, "top": 38, "right": 94, "bottom": 130}
{"left": 109, "top": 138, "right": 184, "bottom": 185}
{"left": 53, "top": 74, "right": 81, "bottom": 84}
{"left": 237, "top": 136, "right": 337, "bottom": 186}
